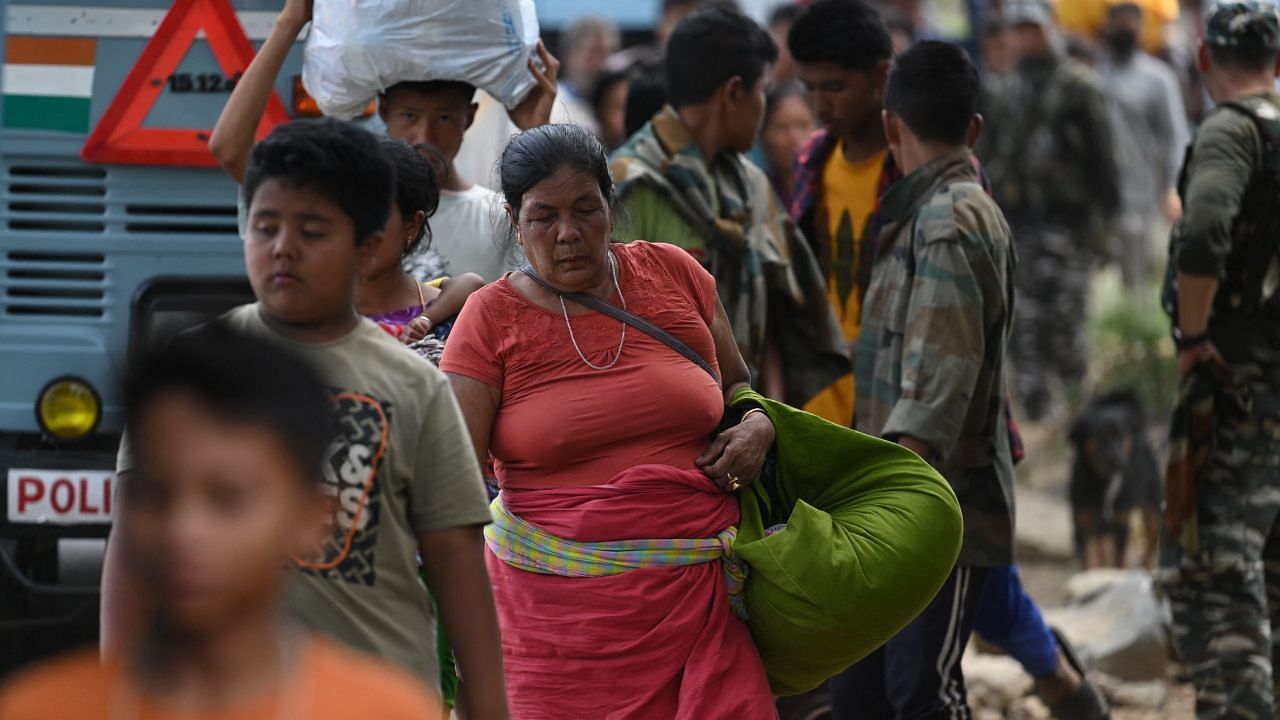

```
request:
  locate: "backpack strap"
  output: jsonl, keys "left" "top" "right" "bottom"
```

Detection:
{"left": 1215, "top": 96, "right": 1280, "bottom": 178}
{"left": 1218, "top": 96, "right": 1280, "bottom": 146}
{"left": 1207, "top": 96, "right": 1280, "bottom": 319}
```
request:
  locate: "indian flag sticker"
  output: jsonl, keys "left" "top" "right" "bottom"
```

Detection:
{"left": 3, "top": 37, "right": 96, "bottom": 134}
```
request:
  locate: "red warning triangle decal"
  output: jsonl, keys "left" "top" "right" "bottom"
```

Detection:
{"left": 81, "top": 0, "right": 290, "bottom": 167}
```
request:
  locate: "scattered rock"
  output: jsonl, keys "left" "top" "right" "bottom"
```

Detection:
{"left": 1008, "top": 695, "right": 1052, "bottom": 720}
{"left": 1094, "top": 674, "right": 1169, "bottom": 710}
{"left": 963, "top": 653, "right": 1034, "bottom": 715}
{"left": 1045, "top": 571, "right": 1169, "bottom": 682}
{"left": 1064, "top": 569, "right": 1138, "bottom": 603}
{"left": 1015, "top": 488, "right": 1075, "bottom": 561}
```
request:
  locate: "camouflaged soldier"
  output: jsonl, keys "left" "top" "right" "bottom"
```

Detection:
{"left": 1160, "top": 3, "right": 1280, "bottom": 718}
{"left": 979, "top": 0, "right": 1120, "bottom": 421}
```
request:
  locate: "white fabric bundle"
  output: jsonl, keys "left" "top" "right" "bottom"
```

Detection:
{"left": 302, "top": 0, "right": 540, "bottom": 120}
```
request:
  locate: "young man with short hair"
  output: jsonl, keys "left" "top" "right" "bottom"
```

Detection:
{"left": 0, "top": 326, "right": 442, "bottom": 720}
{"left": 208, "top": 0, "right": 559, "bottom": 283}
{"left": 840, "top": 40, "right": 1016, "bottom": 719}
{"left": 787, "top": 0, "right": 895, "bottom": 425}
{"left": 105, "top": 119, "right": 509, "bottom": 720}
{"left": 611, "top": 5, "right": 848, "bottom": 410}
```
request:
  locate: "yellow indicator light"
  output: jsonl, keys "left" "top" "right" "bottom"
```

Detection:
{"left": 37, "top": 377, "right": 101, "bottom": 440}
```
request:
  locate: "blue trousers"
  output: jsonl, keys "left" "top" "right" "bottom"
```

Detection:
{"left": 972, "top": 564, "right": 1059, "bottom": 678}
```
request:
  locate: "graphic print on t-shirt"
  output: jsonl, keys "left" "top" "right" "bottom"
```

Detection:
{"left": 832, "top": 210, "right": 858, "bottom": 311}
{"left": 298, "top": 390, "right": 392, "bottom": 586}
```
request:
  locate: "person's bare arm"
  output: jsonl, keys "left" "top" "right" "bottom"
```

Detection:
{"left": 706, "top": 297, "right": 751, "bottom": 402}
{"left": 428, "top": 274, "right": 486, "bottom": 325}
{"left": 419, "top": 527, "right": 508, "bottom": 720}
{"left": 208, "top": 0, "right": 311, "bottom": 182}
{"left": 446, "top": 372, "right": 499, "bottom": 468}
{"left": 505, "top": 41, "right": 561, "bottom": 131}
{"left": 1176, "top": 273, "right": 1224, "bottom": 376}
{"left": 1171, "top": 113, "right": 1255, "bottom": 376}
{"left": 432, "top": 372, "right": 504, "bottom": 718}
{"left": 404, "top": 275, "right": 487, "bottom": 344}
{"left": 696, "top": 298, "right": 774, "bottom": 488}
{"left": 896, "top": 435, "right": 937, "bottom": 463}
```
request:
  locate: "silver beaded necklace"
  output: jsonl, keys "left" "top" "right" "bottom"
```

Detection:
{"left": 561, "top": 249, "right": 626, "bottom": 370}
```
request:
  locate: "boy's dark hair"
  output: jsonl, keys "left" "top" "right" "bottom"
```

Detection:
{"left": 789, "top": 0, "right": 892, "bottom": 71}
{"left": 376, "top": 136, "right": 439, "bottom": 256}
{"left": 381, "top": 80, "right": 477, "bottom": 107}
{"left": 124, "top": 323, "right": 334, "bottom": 485}
{"left": 1209, "top": 44, "right": 1279, "bottom": 73}
{"left": 884, "top": 40, "right": 980, "bottom": 146}
{"left": 664, "top": 6, "right": 778, "bottom": 108}
{"left": 243, "top": 118, "right": 394, "bottom": 245}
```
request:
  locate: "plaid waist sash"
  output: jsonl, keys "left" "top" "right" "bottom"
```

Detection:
{"left": 485, "top": 496, "right": 749, "bottom": 619}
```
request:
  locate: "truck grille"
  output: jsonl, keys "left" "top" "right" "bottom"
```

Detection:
{"left": 124, "top": 203, "right": 238, "bottom": 234}
{"left": 3, "top": 161, "right": 109, "bottom": 318}
{"left": 4, "top": 250, "right": 107, "bottom": 318}
{"left": 6, "top": 164, "right": 107, "bottom": 234}
{"left": 3, "top": 157, "right": 240, "bottom": 321}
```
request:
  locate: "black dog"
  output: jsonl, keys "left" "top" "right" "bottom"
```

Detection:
{"left": 1068, "top": 391, "right": 1163, "bottom": 569}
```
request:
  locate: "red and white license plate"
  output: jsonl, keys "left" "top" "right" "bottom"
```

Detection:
{"left": 7, "top": 469, "right": 115, "bottom": 525}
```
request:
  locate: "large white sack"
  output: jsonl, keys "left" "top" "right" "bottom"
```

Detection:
{"left": 303, "top": 0, "right": 540, "bottom": 120}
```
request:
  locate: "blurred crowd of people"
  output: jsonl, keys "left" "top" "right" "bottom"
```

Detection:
{"left": 530, "top": 0, "right": 1203, "bottom": 423}
{"left": 5, "top": 0, "right": 1280, "bottom": 719}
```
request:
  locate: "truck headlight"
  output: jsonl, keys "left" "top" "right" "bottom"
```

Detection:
{"left": 36, "top": 377, "right": 101, "bottom": 440}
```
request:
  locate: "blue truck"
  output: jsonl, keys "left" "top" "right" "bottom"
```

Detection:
{"left": 0, "top": 0, "right": 294, "bottom": 673}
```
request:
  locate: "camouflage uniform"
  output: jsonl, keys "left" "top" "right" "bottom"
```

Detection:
{"left": 1159, "top": 4, "right": 1280, "bottom": 718}
{"left": 839, "top": 147, "right": 1017, "bottom": 718}
{"left": 855, "top": 147, "right": 1017, "bottom": 569}
{"left": 979, "top": 0, "right": 1121, "bottom": 420}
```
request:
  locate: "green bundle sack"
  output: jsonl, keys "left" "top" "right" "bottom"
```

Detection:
{"left": 731, "top": 387, "right": 963, "bottom": 696}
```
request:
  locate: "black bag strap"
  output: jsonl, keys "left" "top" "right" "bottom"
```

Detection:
{"left": 520, "top": 263, "right": 722, "bottom": 386}
{"left": 1211, "top": 98, "right": 1280, "bottom": 315}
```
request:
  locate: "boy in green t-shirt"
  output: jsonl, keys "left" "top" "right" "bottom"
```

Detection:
{"left": 101, "top": 118, "right": 507, "bottom": 719}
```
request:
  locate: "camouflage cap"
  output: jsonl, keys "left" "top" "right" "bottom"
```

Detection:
{"left": 1003, "top": 0, "right": 1055, "bottom": 26}
{"left": 1205, "top": 1, "right": 1280, "bottom": 49}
